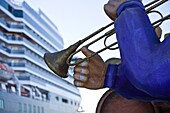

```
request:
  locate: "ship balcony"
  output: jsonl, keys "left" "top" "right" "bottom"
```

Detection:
{"left": 0, "top": 0, "right": 63, "bottom": 47}
{"left": 22, "top": 2, "right": 62, "bottom": 40}
{"left": 0, "top": 45, "right": 47, "bottom": 70}
{"left": 11, "top": 64, "right": 78, "bottom": 96}
{"left": 23, "top": 13, "right": 63, "bottom": 48}
{"left": 10, "top": 62, "right": 78, "bottom": 93}
{"left": 9, "top": 62, "right": 57, "bottom": 83}
{"left": 17, "top": 72, "right": 81, "bottom": 99}
{"left": 0, "top": 43, "right": 10, "bottom": 52}
{"left": 1, "top": 33, "right": 47, "bottom": 57}
{"left": 1, "top": 0, "right": 63, "bottom": 41}
{"left": 0, "top": 18, "right": 58, "bottom": 52}
{"left": 12, "top": 49, "right": 45, "bottom": 67}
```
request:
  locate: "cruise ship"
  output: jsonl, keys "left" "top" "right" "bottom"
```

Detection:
{"left": 0, "top": 0, "right": 81, "bottom": 113}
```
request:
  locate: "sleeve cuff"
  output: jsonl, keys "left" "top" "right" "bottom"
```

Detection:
{"left": 104, "top": 64, "right": 118, "bottom": 89}
{"left": 116, "top": 0, "right": 145, "bottom": 16}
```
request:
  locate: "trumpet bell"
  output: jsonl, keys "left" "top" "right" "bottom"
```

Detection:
{"left": 44, "top": 42, "right": 81, "bottom": 78}
{"left": 44, "top": 51, "right": 69, "bottom": 78}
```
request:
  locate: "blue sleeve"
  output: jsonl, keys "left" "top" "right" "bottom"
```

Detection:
{"left": 104, "top": 64, "right": 118, "bottom": 88}
{"left": 104, "top": 64, "right": 170, "bottom": 101}
{"left": 104, "top": 0, "right": 170, "bottom": 101}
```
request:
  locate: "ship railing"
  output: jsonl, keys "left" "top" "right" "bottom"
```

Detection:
{"left": 17, "top": 64, "right": 76, "bottom": 96}
{"left": 9, "top": 49, "right": 25, "bottom": 54}
{"left": 23, "top": 11, "right": 63, "bottom": 49}
{"left": 6, "top": 22, "right": 24, "bottom": 29}
{"left": 0, "top": 45, "right": 47, "bottom": 73}
{"left": 1, "top": 34, "right": 47, "bottom": 55}
{"left": 18, "top": 62, "right": 78, "bottom": 91}
{"left": 0, "top": 30, "right": 4, "bottom": 36}
{"left": 4, "top": 0, "right": 63, "bottom": 47}
{"left": 23, "top": 2, "right": 62, "bottom": 40}
{"left": 0, "top": 43, "right": 10, "bottom": 52}
{"left": 24, "top": 62, "right": 57, "bottom": 82}
{"left": 24, "top": 49, "right": 46, "bottom": 66}
{"left": 0, "top": 17, "right": 23, "bottom": 30}
{"left": 0, "top": 43, "right": 25, "bottom": 54}
{"left": 4, "top": 35, "right": 23, "bottom": 41}
{"left": 22, "top": 38, "right": 47, "bottom": 55}
{"left": 0, "top": 17, "right": 57, "bottom": 52}
{"left": 23, "top": 25, "right": 57, "bottom": 51}
{"left": 8, "top": 61, "right": 57, "bottom": 84}
{"left": 17, "top": 74, "right": 48, "bottom": 101}
{"left": 0, "top": 18, "right": 7, "bottom": 26}
{"left": 10, "top": 61, "right": 47, "bottom": 80}
{"left": 8, "top": 62, "right": 25, "bottom": 67}
{"left": 4, "top": 47, "right": 45, "bottom": 68}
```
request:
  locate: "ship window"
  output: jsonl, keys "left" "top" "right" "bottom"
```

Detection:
{"left": 55, "top": 96, "right": 59, "bottom": 101}
{"left": 41, "top": 107, "right": 44, "bottom": 113}
{"left": 18, "top": 102, "right": 22, "bottom": 112}
{"left": 0, "top": 99, "right": 4, "bottom": 109}
{"left": 33, "top": 105, "right": 36, "bottom": 113}
{"left": 13, "top": 10, "right": 23, "bottom": 17}
{"left": 28, "top": 104, "right": 32, "bottom": 113}
{"left": 8, "top": 5, "right": 13, "bottom": 13}
{"left": 37, "top": 106, "right": 40, "bottom": 113}
{"left": 62, "top": 98, "right": 68, "bottom": 104}
{"left": 24, "top": 103, "right": 27, "bottom": 113}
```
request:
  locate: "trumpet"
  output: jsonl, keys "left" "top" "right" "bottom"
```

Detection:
{"left": 44, "top": 0, "right": 169, "bottom": 78}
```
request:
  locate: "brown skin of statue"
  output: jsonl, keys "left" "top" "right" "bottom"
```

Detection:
{"left": 73, "top": 47, "right": 107, "bottom": 89}
{"left": 73, "top": 0, "right": 127, "bottom": 89}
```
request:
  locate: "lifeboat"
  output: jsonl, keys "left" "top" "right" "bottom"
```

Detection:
{"left": 0, "top": 63, "right": 14, "bottom": 82}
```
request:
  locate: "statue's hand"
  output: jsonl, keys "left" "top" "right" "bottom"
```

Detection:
{"left": 104, "top": 0, "right": 127, "bottom": 21}
{"left": 73, "top": 47, "right": 107, "bottom": 89}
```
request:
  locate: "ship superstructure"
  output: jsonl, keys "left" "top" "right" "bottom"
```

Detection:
{"left": 0, "top": 0, "right": 81, "bottom": 113}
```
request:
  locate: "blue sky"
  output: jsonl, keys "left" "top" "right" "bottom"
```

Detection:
{"left": 24, "top": 0, "right": 110, "bottom": 47}
{"left": 23, "top": 0, "right": 170, "bottom": 113}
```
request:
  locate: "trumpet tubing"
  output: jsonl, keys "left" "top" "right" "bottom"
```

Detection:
{"left": 44, "top": 0, "right": 170, "bottom": 78}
